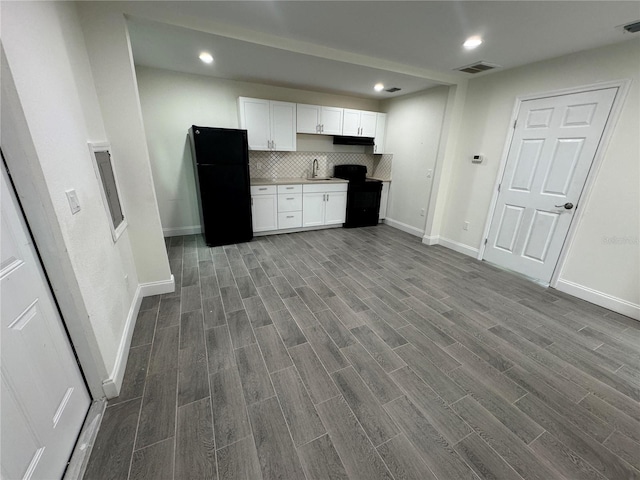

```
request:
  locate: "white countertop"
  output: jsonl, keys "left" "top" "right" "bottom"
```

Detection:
{"left": 250, "top": 176, "right": 390, "bottom": 185}
{"left": 251, "top": 177, "right": 348, "bottom": 186}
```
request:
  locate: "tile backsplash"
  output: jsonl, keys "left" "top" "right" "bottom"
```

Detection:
{"left": 249, "top": 151, "right": 392, "bottom": 180}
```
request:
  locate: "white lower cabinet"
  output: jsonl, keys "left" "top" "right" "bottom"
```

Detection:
{"left": 302, "top": 192, "right": 325, "bottom": 227}
{"left": 303, "top": 183, "right": 347, "bottom": 227}
{"left": 251, "top": 185, "right": 277, "bottom": 232}
{"left": 252, "top": 182, "right": 348, "bottom": 234}
{"left": 379, "top": 181, "right": 390, "bottom": 220}
{"left": 277, "top": 184, "right": 302, "bottom": 229}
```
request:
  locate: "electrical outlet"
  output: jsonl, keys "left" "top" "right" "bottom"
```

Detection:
{"left": 256, "top": 162, "right": 263, "bottom": 171}
{"left": 463, "top": 221, "right": 469, "bottom": 231}
{"left": 420, "top": 208, "right": 425, "bottom": 217}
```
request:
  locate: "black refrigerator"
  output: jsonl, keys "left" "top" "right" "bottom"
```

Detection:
{"left": 189, "top": 126, "right": 253, "bottom": 246}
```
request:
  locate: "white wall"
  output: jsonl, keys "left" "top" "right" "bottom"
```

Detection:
{"left": 77, "top": 3, "right": 172, "bottom": 286}
{"left": 1, "top": 2, "right": 141, "bottom": 396}
{"left": 441, "top": 39, "right": 640, "bottom": 316}
{"left": 381, "top": 87, "right": 449, "bottom": 236}
{"left": 135, "top": 65, "right": 380, "bottom": 233}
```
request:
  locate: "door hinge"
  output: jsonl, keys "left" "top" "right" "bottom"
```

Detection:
{"left": 513, "top": 120, "right": 517, "bottom": 129}
{"left": 497, "top": 183, "right": 501, "bottom": 192}
{"left": 484, "top": 238, "right": 488, "bottom": 245}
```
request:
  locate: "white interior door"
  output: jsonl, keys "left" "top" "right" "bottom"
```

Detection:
{"left": 483, "top": 87, "right": 617, "bottom": 283}
{"left": 1, "top": 164, "right": 90, "bottom": 479}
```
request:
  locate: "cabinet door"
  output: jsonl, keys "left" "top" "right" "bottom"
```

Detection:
{"left": 302, "top": 192, "right": 325, "bottom": 227}
{"left": 374, "top": 113, "right": 386, "bottom": 154}
{"left": 270, "top": 101, "right": 297, "bottom": 151}
{"left": 297, "top": 104, "right": 321, "bottom": 134}
{"left": 320, "top": 106, "right": 344, "bottom": 135}
{"left": 342, "top": 109, "right": 361, "bottom": 136}
{"left": 252, "top": 195, "right": 278, "bottom": 232}
{"left": 360, "top": 111, "right": 378, "bottom": 137}
{"left": 379, "top": 182, "right": 390, "bottom": 220}
{"left": 239, "top": 97, "right": 270, "bottom": 150}
{"left": 324, "top": 191, "right": 347, "bottom": 225}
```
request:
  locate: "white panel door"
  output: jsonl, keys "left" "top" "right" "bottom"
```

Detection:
{"left": 324, "top": 192, "right": 347, "bottom": 225}
{"left": 483, "top": 87, "right": 617, "bottom": 282}
{"left": 251, "top": 194, "right": 278, "bottom": 232}
{"left": 270, "top": 101, "right": 296, "bottom": 151}
{"left": 239, "top": 97, "right": 270, "bottom": 150}
{"left": 1, "top": 165, "right": 90, "bottom": 479}
{"left": 303, "top": 192, "right": 325, "bottom": 227}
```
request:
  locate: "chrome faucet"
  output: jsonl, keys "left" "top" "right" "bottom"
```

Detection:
{"left": 312, "top": 158, "right": 319, "bottom": 178}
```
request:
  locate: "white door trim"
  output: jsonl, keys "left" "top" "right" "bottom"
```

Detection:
{"left": 477, "top": 79, "right": 632, "bottom": 288}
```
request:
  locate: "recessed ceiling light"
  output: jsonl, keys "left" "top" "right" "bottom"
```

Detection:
{"left": 199, "top": 52, "right": 214, "bottom": 64}
{"left": 463, "top": 36, "right": 483, "bottom": 49}
{"left": 374, "top": 83, "right": 385, "bottom": 92}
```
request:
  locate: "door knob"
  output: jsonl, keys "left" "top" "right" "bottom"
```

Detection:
{"left": 555, "top": 202, "right": 574, "bottom": 210}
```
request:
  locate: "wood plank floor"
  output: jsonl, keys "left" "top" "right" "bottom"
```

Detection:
{"left": 84, "top": 225, "right": 640, "bottom": 480}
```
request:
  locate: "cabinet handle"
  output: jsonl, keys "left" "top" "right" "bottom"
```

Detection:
{"left": 259, "top": 187, "right": 267, "bottom": 191}
{"left": 317, "top": 124, "right": 320, "bottom": 133}
{"left": 321, "top": 124, "right": 324, "bottom": 133}
{"left": 286, "top": 215, "right": 294, "bottom": 219}
{"left": 327, "top": 194, "right": 329, "bottom": 202}
{"left": 286, "top": 187, "right": 294, "bottom": 189}
{"left": 286, "top": 197, "right": 294, "bottom": 200}
{"left": 272, "top": 141, "right": 276, "bottom": 150}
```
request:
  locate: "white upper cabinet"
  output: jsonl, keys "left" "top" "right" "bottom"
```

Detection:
{"left": 239, "top": 97, "right": 296, "bottom": 151}
{"left": 296, "top": 104, "right": 343, "bottom": 135}
{"left": 239, "top": 97, "right": 271, "bottom": 150}
{"left": 373, "top": 113, "right": 387, "bottom": 154}
{"left": 319, "top": 106, "right": 344, "bottom": 135}
{"left": 342, "top": 109, "right": 377, "bottom": 137}
{"left": 270, "top": 101, "right": 297, "bottom": 151}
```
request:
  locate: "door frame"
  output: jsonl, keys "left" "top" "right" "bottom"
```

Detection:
{"left": 477, "top": 79, "right": 631, "bottom": 287}
{"left": 1, "top": 57, "right": 106, "bottom": 399}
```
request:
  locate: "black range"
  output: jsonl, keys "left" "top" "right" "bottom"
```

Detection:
{"left": 333, "top": 164, "right": 382, "bottom": 228}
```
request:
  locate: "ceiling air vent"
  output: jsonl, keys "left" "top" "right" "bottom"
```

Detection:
{"left": 623, "top": 20, "right": 640, "bottom": 33}
{"left": 385, "top": 87, "right": 401, "bottom": 93}
{"left": 455, "top": 61, "right": 501, "bottom": 74}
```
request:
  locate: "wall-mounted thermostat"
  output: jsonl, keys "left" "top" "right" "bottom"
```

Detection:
{"left": 472, "top": 154, "right": 484, "bottom": 164}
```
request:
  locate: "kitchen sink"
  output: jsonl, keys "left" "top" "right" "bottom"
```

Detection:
{"left": 306, "top": 177, "right": 333, "bottom": 181}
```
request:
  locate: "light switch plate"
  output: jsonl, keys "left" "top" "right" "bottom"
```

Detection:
{"left": 66, "top": 189, "right": 81, "bottom": 214}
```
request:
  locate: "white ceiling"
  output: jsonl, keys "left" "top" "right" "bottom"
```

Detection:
{"left": 126, "top": 1, "right": 640, "bottom": 99}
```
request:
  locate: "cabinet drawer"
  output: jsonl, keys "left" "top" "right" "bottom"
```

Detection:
{"left": 278, "top": 194, "right": 302, "bottom": 212}
{"left": 277, "top": 184, "right": 302, "bottom": 194}
{"left": 303, "top": 183, "right": 348, "bottom": 193}
{"left": 251, "top": 185, "right": 276, "bottom": 195}
{"left": 278, "top": 211, "right": 302, "bottom": 229}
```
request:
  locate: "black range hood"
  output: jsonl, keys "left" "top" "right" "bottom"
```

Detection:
{"left": 333, "top": 135, "right": 375, "bottom": 146}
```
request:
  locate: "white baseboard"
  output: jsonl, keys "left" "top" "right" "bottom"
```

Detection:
{"left": 437, "top": 237, "right": 480, "bottom": 257}
{"left": 554, "top": 279, "right": 639, "bottom": 320}
{"left": 384, "top": 217, "right": 424, "bottom": 237}
{"left": 102, "top": 275, "right": 175, "bottom": 398}
{"left": 163, "top": 225, "right": 201, "bottom": 237}
{"left": 140, "top": 275, "right": 176, "bottom": 297}
{"left": 422, "top": 234, "right": 440, "bottom": 246}
{"left": 102, "top": 286, "right": 144, "bottom": 398}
